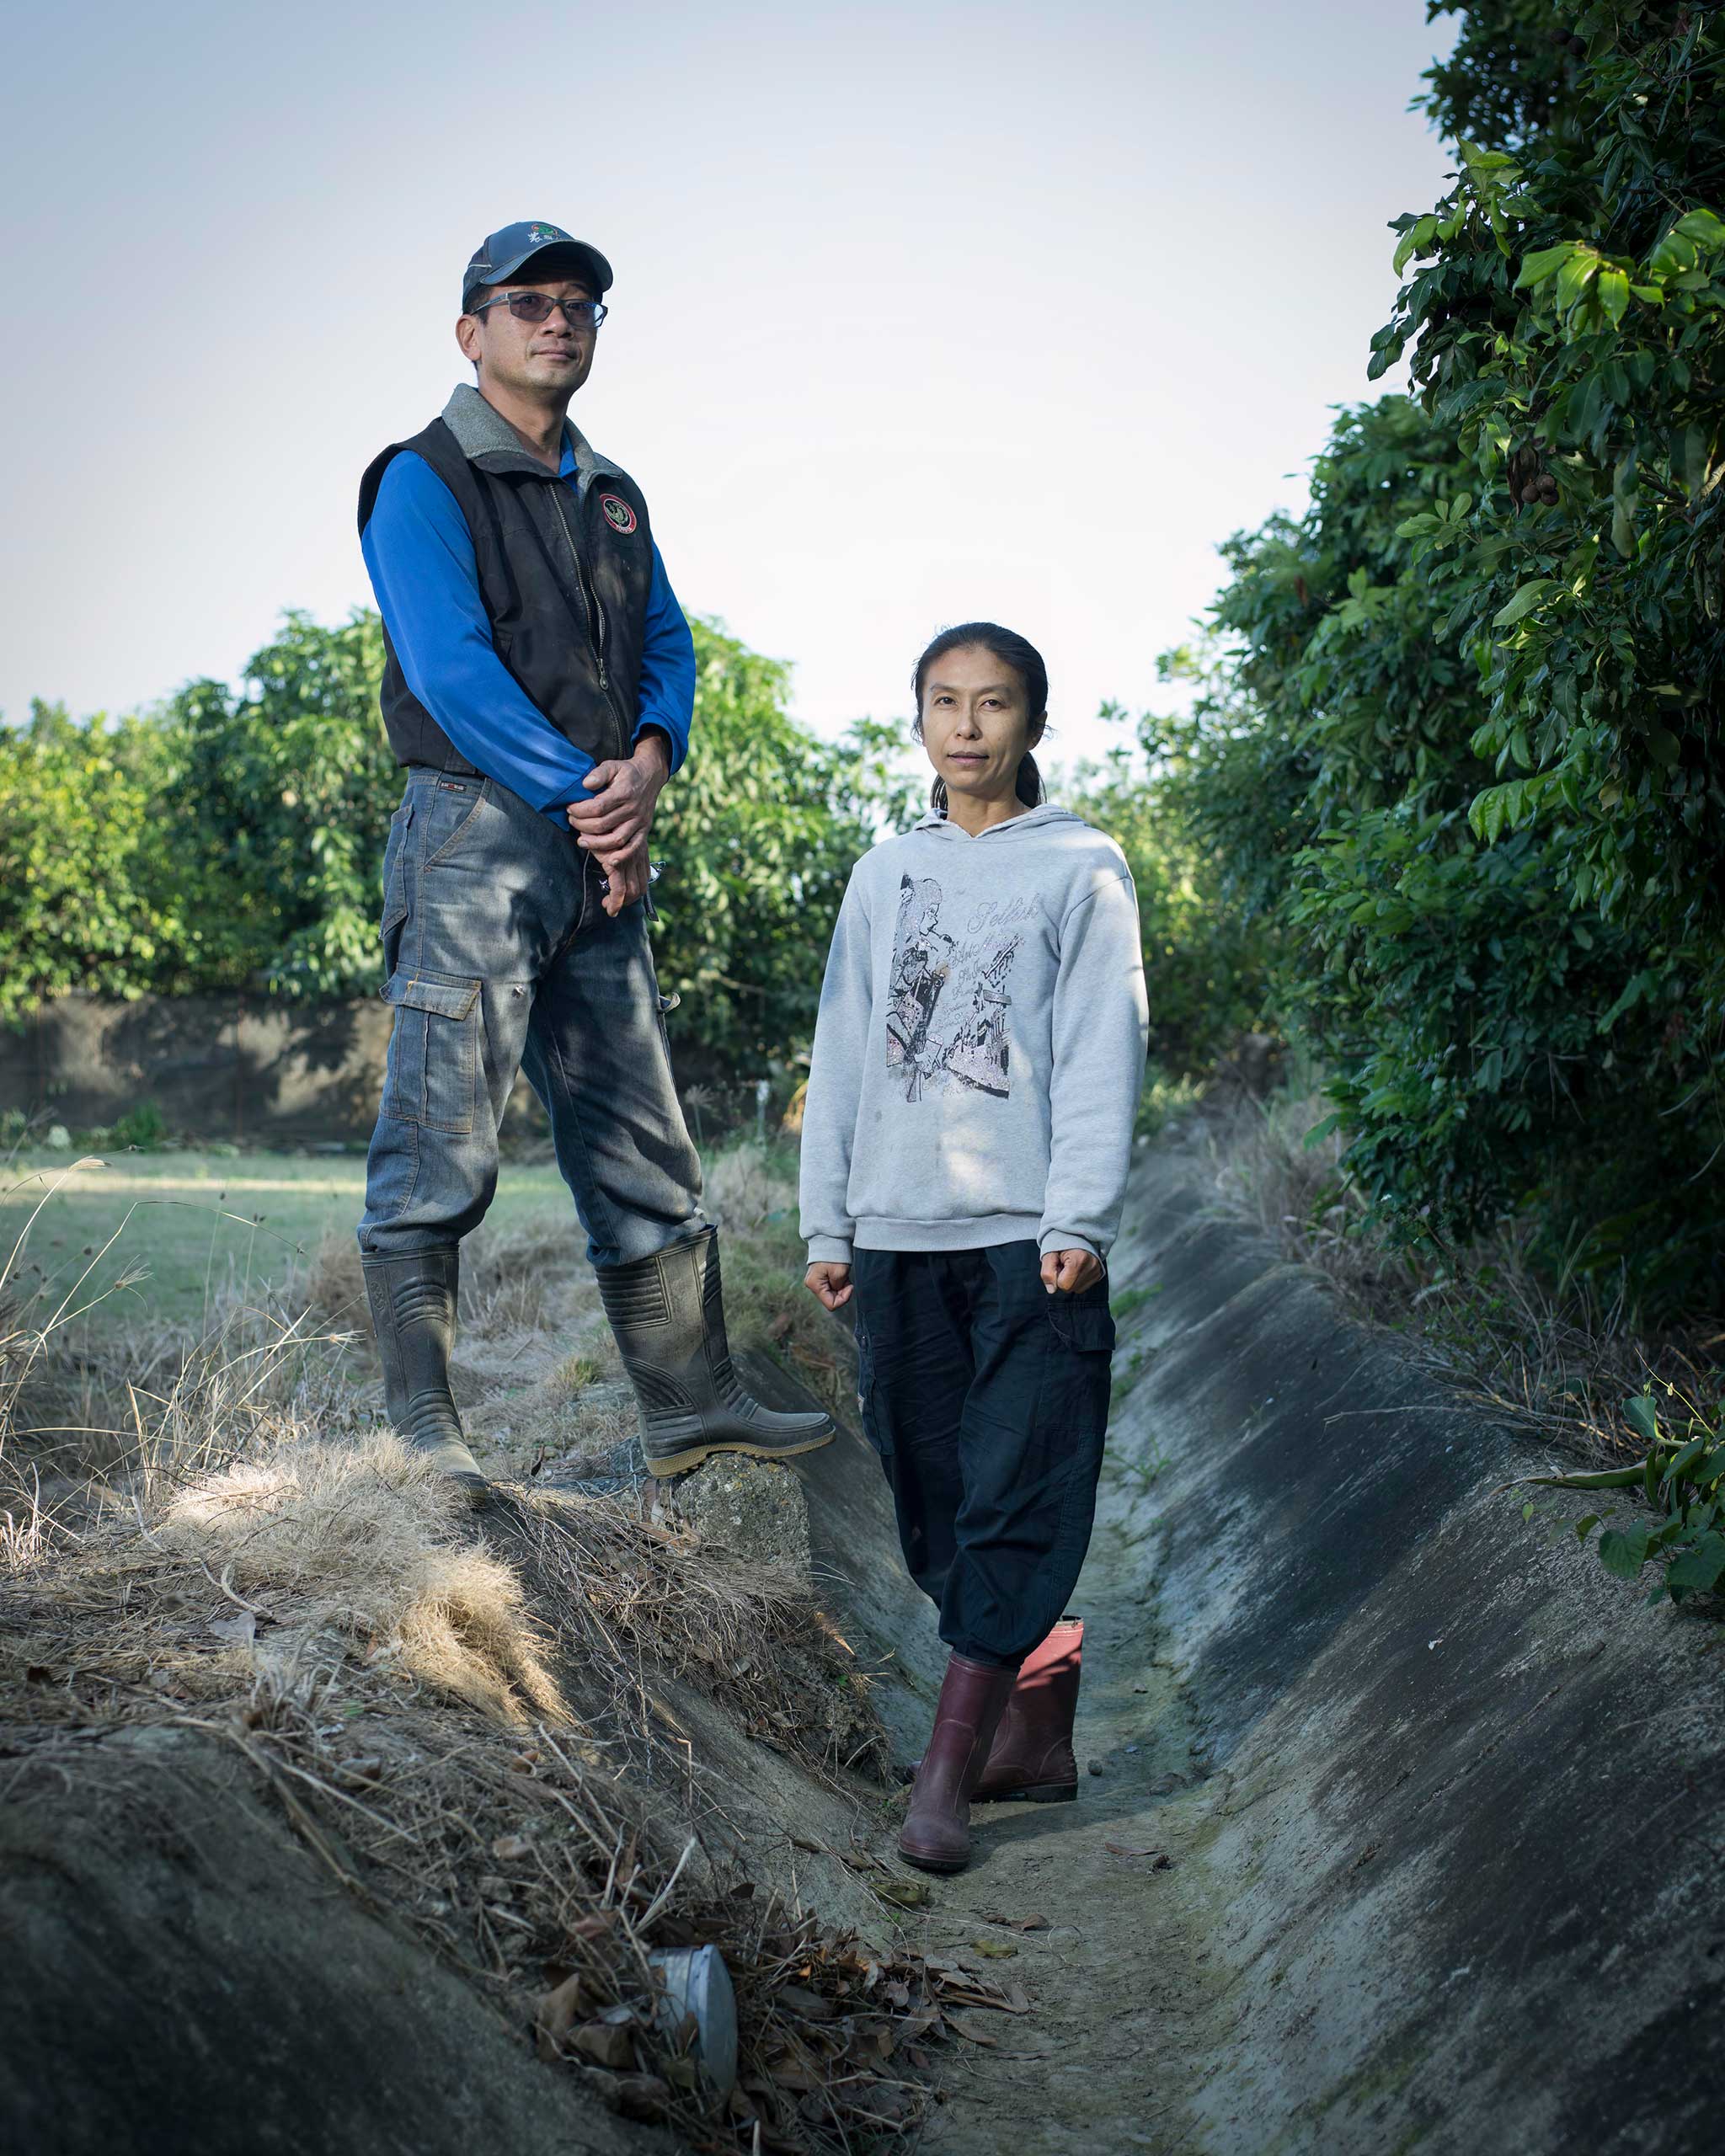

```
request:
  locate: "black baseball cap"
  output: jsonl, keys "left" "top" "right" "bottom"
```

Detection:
{"left": 462, "top": 221, "right": 614, "bottom": 312}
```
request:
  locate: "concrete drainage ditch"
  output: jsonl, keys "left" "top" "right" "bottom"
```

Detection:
{"left": 3, "top": 1134, "right": 1719, "bottom": 2154}
{"left": 793, "top": 1139, "right": 1722, "bottom": 2155}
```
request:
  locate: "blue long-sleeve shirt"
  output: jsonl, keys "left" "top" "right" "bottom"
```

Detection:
{"left": 360, "top": 440, "right": 696, "bottom": 824}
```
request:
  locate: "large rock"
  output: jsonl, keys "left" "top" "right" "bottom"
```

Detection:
{"left": 670, "top": 1451, "right": 812, "bottom": 1581}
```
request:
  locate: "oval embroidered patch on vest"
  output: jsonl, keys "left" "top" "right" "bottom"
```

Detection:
{"left": 599, "top": 494, "right": 638, "bottom": 534}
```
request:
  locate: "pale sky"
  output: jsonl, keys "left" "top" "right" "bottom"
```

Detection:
{"left": 0, "top": 1, "right": 1457, "bottom": 765}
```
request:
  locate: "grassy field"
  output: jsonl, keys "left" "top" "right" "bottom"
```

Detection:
{"left": 1, "top": 1149, "right": 571, "bottom": 1337}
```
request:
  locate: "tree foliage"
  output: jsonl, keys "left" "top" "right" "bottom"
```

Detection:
{"left": 1379, "top": 2, "right": 1725, "bottom": 926}
{"left": 649, "top": 627, "right": 919, "bottom": 1068}
{"left": 0, "top": 611, "right": 916, "bottom": 1079}
{"left": 163, "top": 610, "right": 403, "bottom": 998}
{"left": 1065, "top": 710, "right": 1279, "bottom": 1076}
{"left": 1161, "top": 0, "right": 1725, "bottom": 1311}
{"left": 0, "top": 702, "right": 183, "bottom": 1017}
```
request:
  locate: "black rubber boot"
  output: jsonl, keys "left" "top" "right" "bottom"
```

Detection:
{"left": 362, "top": 1249, "right": 488, "bottom": 1507}
{"left": 596, "top": 1228, "right": 836, "bottom": 1479}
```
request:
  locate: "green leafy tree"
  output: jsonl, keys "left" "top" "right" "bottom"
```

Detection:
{"left": 4, "top": 611, "right": 920, "bottom": 1085}
{"left": 1377, "top": 6, "right": 1725, "bottom": 928}
{"left": 1064, "top": 707, "right": 1278, "bottom": 1075}
{"left": 0, "top": 702, "right": 185, "bottom": 1018}
{"left": 1149, "top": 3, "right": 1725, "bottom": 1310}
{"left": 652, "top": 623, "right": 920, "bottom": 1068}
{"left": 160, "top": 609, "right": 402, "bottom": 998}
{"left": 1377, "top": 0, "right": 1725, "bottom": 1298}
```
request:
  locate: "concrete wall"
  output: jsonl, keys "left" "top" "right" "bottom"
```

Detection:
{"left": 1, "top": 994, "right": 397, "bottom": 1144}
{"left": 1, "top": 994, "right": 767, "bottom": 1146}
{"left": 1100, "top": 1145, "right": 1725, "bottom": 2153}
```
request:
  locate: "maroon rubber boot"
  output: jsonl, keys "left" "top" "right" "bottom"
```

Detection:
{"left": 898, "top": 1653, "right": 1019, "bottom": 1874}
{"left": 973, "top": 1617, "right": 1083, "bottom": 1804}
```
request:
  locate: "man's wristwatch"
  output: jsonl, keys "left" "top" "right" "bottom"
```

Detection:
{"left": 597, "top": 860, "right": 664, "bottom": 897}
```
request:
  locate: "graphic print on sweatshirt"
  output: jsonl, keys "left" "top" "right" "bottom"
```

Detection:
{"left": 886, "top": 874, "right": 1024, "bottom": 1102}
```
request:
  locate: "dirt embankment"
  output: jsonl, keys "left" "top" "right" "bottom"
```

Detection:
{"left": 0, "top": 1147, "right": 992, "bottom": 2156}
{"left": 4, "top": 1134, "right": 1722, "bottom": 2154}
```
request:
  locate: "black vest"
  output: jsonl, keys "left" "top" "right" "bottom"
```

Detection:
{"left": 357, "top": 417, "right": 654, "bottom": 776}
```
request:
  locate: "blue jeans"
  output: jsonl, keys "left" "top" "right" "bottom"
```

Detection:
{"left": 358, "top": 768, "right": 707, "bottom": 1267}
{"left": 852, "top": 1243, "right": 1115, "bottom": 1668}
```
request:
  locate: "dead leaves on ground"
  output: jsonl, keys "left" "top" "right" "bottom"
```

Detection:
{"left": 627, "top": 1901, "right": 1039, "bottom": 2150}
{"left": 871, "top": 1875, "right": 932, "bottom": 1910}
{"left": 1104, "top": 1839, "right": 1174, "bottom": 1870}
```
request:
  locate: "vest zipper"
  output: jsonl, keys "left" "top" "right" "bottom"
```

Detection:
{"left": 549, "top": 484, "right": 632, "bottom": 765}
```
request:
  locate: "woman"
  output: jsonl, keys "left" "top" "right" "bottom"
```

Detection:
{"left": 800, "top": 622, "right": 1148, "bottom": 1873}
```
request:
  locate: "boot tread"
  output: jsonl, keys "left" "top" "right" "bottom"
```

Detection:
{"left": 645, "top": 1427, "right": 836, "bottom": 1480}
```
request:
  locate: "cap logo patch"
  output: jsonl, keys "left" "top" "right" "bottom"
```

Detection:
{"left": 529, "top": 223, "right": 566, "bottom": 243}
{"left": 599, "top": 494, "right": 638, "bottom": 535}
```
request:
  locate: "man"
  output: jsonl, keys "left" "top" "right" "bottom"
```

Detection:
{"left": 355, "top": 220, "right": 832, "bottom": 1502}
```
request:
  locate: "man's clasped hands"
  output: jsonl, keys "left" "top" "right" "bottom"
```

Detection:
{"left": 565, "top": 731, "right": 671, "bottom": 917}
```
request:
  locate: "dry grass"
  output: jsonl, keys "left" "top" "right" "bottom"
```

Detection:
{"left": 2, "top": 1423, "right": 876, "bottom": 1780}
{"left": 1206, "top": 1086, "right": 1422, "bottom": 1311}
{"left": 0, "top": 1461, "right": 911, "bottom": 2145}
{"left": 300, "top": 1227, "right": 367, "bottom": 1326}
{"left": 157, "top": 1433, "right": 568, "bottom": 1725}
{"left": 704, "top": 1144, "right": 790, "bottom": 1233}
{"left": 1203, "top": 1083, "right": 1722, "bottom": 1470}
{"left": 0, "top": 1140, "right": 943, "bottom": 2150}
{"left": 509, "top": 1494, "right": 886, "bottom": 1785}
{"left": 2, "top": 1156, "right": 877, "bottom": 1784}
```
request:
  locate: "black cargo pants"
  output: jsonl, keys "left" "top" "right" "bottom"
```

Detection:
{"left": 851, "top": 1241, "right": 1114, "bottom": 1668}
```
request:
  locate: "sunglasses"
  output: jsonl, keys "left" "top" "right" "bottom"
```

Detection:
{"left": 470, "top": 291, "right": 607, "bottom": 329}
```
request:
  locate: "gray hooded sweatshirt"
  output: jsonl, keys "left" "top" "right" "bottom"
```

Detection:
{"left": 799, "top": 803, "right": 1149, "bottom": 1265}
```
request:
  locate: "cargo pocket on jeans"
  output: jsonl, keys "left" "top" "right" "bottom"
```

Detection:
{"left": 380, "top": 801, "right": 414, "bottom": 978}
{"left": 382, "top": 969, "right": 482, "bottom": 1135}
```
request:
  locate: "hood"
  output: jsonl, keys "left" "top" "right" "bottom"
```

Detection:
{"left": 440, "top": 382, "right": 621, "bottom": 485}
{"left": 909, "top": 803, "right": 1087, "bottom": 842}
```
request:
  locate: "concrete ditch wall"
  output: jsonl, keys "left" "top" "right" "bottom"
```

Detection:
{"left": 1097, "top": 1145, "right": 1725, "bottom": 2154}
{"left": 0, "top": 993, "right": 398, "bottom": 1145}
{"left": 0, "top": 995, "right": 761, "bottom": 1146}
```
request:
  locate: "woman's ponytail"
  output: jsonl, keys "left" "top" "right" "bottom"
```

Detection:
{"left": 928, "top": 753, "right": 1044, "bottom": 817}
